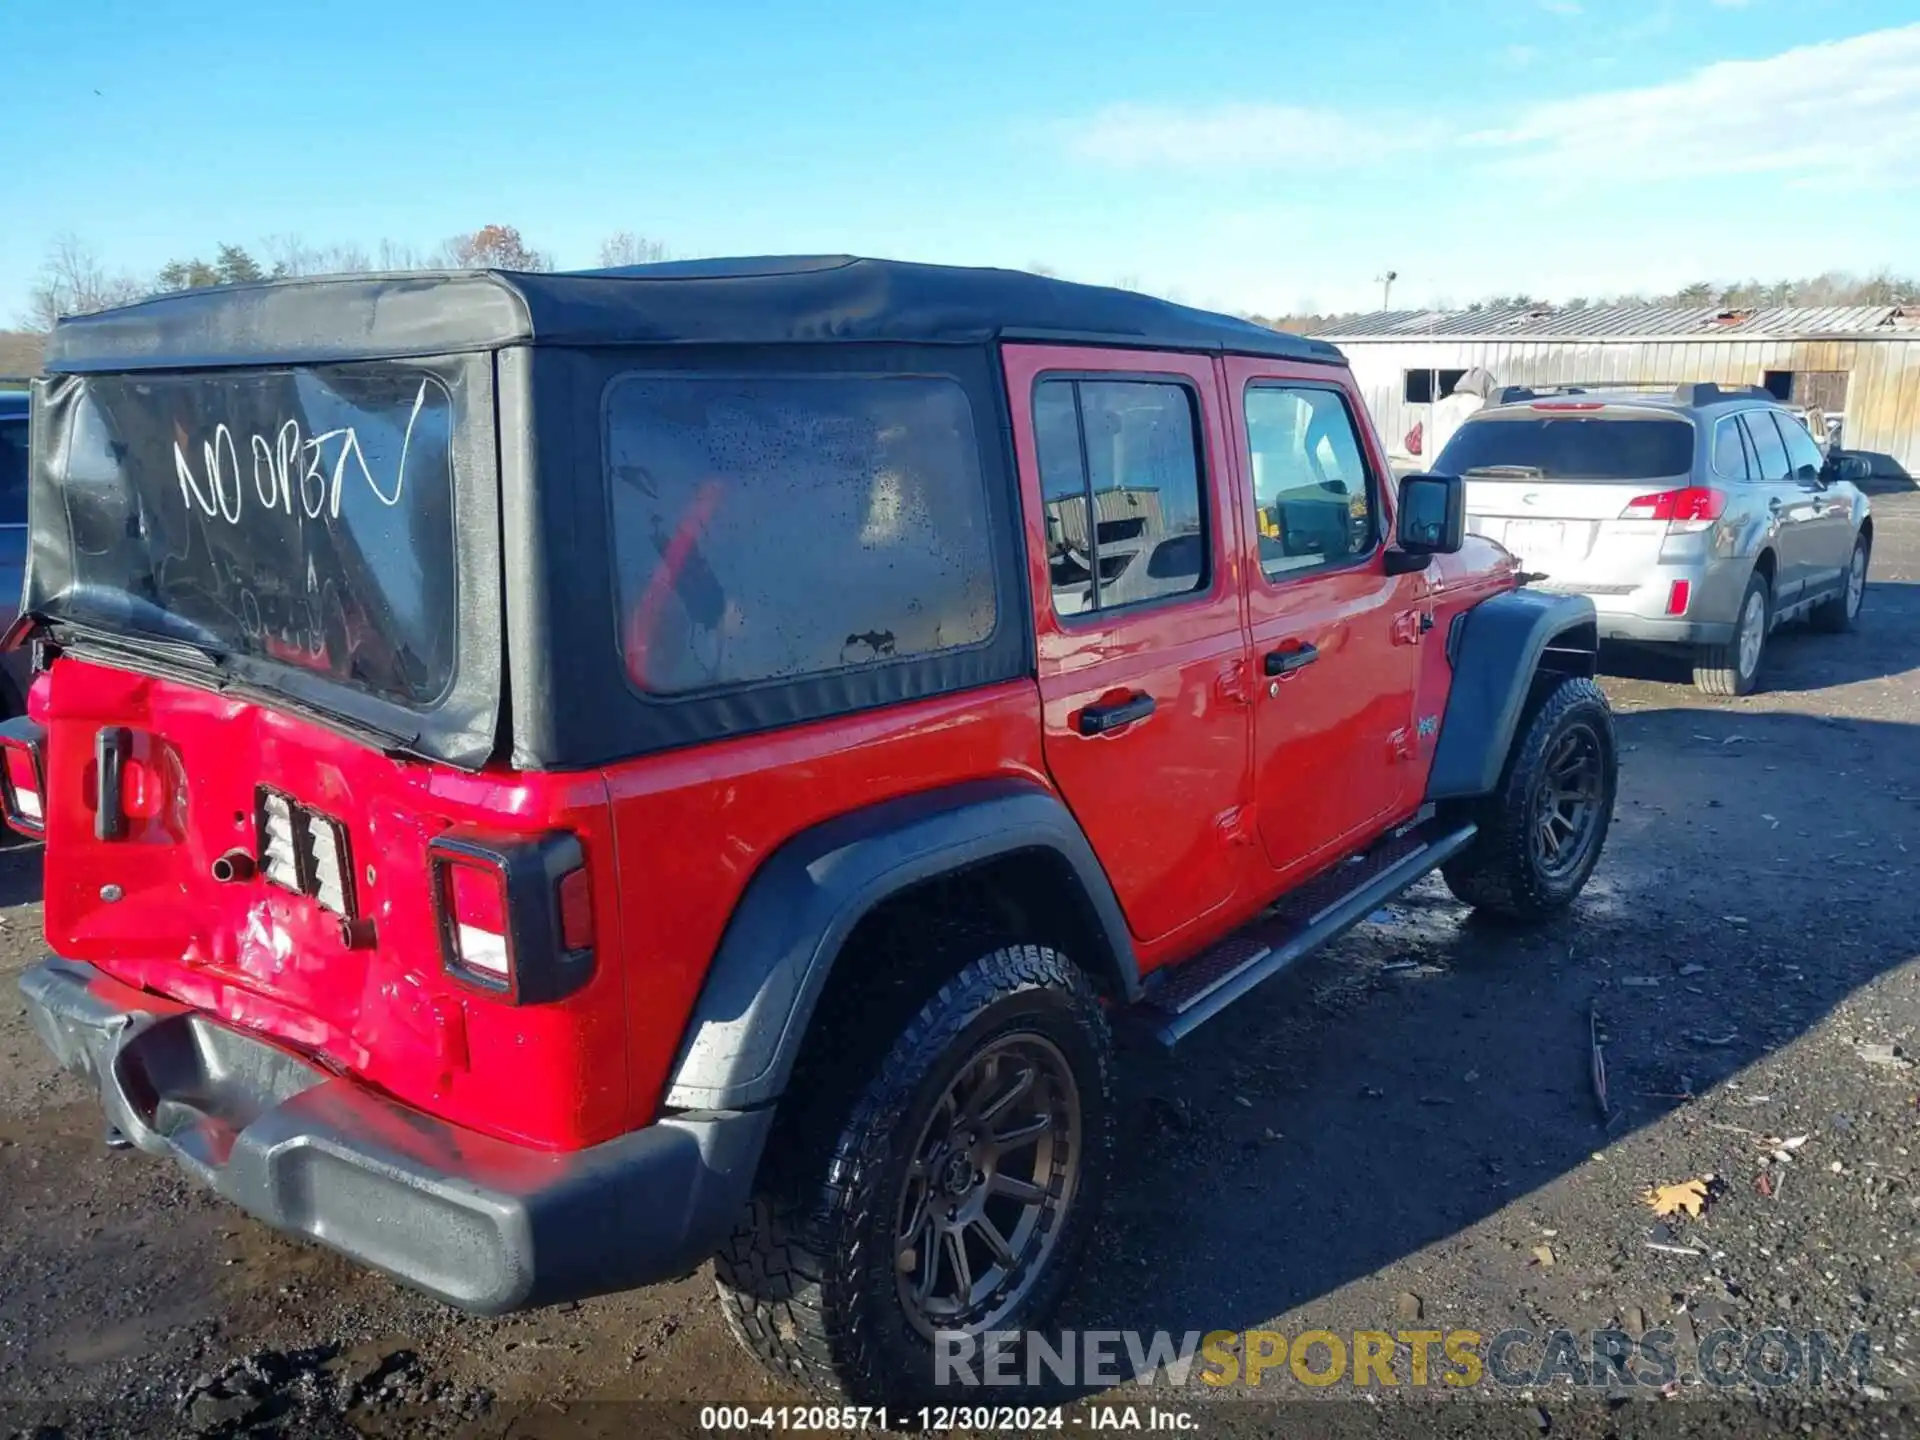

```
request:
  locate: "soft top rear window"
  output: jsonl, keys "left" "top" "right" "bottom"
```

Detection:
{"left": 606, "top": 373, "right": 997, "bottom": 696}
{"left": 41, "top": 364, "right": 458, "bottom": 707}
{"left": 1437, "top": 414, "right": 1695, "bottom": 481}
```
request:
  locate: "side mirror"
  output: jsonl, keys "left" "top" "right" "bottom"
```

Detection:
{"left": 1395, "top": 472, "right": 1465, "bottom": 556}
{"left": 1821, "top": 451, "right": 1870, "bottom": 485}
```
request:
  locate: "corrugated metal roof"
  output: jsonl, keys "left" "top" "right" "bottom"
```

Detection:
{"left": 1310, "top": 304, "right": 1915, "bottom": 342}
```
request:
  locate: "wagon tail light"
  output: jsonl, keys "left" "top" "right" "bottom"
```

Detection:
{"left": 429, "top": 831, "right": 595, "bottom": 1004}
{"left": 0, "top": 717, "right": 47, "bottom": 836}
{"left": 1621, "top": 486, "right": 1727, "bottom": 534}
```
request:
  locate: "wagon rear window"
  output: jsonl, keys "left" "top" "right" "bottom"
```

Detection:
{"left": 1436, "top": 415, "right": 1695, "bottom": 481}
{"left": 607, "top": 374, "right": 997, "bottom": 695}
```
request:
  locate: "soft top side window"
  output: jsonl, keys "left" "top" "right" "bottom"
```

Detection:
{"left": 606, "top": 372, "right": 998, "bottom": 695}
{"left": 1032, "top": 376, "right": 1209, "bottom": 618}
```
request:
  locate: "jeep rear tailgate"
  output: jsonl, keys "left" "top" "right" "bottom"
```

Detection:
{"left": 27, "top": 656, "right": 627, "bottom": 1150}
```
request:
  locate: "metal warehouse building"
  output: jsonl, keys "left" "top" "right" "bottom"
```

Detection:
{"left": 1312, "top": 304, "right": 1920, "bottom": 480}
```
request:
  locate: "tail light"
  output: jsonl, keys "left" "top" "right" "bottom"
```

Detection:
{"left": 1622, "top": 486, "right": 1727, "bottom": 532}
{"left": 1405, "top": 422, "right": 1423, "bottom": 456}
{"left": 1667, "top": 579, "right": 1692, "bottom": 615}
{"left": 430, "top": 831, "right": 594, "bottom": 1004}
{"left": 1531, "top": 401, "right": 1605, "bottom": 411}
{"left": 0, "top": 718, "right": 46, "bottom": 836}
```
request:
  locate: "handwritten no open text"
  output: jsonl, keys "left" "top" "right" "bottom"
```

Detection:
{"left": 171, "top": 379, "right": 430, "bottom": 525}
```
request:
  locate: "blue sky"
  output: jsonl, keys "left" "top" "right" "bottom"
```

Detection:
{"left": 2, "top": 0, "right": 1914, "bottom": 324}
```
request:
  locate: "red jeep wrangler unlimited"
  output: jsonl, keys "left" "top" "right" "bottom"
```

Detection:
{"left": 7, "top": 257, "right": 1614, "bottom": 1403}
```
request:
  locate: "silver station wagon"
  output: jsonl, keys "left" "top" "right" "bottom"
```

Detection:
{"left": 1434, "top": 383, "right": 1872, "bottom": 695}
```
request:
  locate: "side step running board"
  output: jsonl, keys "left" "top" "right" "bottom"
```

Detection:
{"left": 1141, "top": 819, "right": 1478, "bottom": 1045}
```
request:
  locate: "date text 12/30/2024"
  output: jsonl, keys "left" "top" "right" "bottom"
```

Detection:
{"left": 698, "top": 1406, "right": 1199, "bottom": 1431}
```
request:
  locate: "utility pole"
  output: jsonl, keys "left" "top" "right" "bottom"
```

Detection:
{"left": 1379, "top": 270, "right": 1399, "bottom": 310}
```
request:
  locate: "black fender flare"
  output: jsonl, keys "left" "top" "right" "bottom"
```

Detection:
{"left": 660, "top": 778, "right": 1138, "bottom": 1112}
{"left": 1425, "top": 589, "right": 1599, "bottom": 802}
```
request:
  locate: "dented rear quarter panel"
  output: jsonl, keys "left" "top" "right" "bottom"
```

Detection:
{"left": 32, "top": 657, "right": 628, "bottom": 1152}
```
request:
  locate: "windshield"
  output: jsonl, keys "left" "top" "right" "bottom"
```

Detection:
{"left": 40, "top": 364, "right": 458, "bottom": 708}
{"left": 1437, "top": 414, "right": 1695, "bottom": 481}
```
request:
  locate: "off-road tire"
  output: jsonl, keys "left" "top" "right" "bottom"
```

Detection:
{"left": 1441, "top": 675, "right": 1617, "bottom": 920}
{"left": 714, "top": 945, "right": 1114, "bottom": 1405}
{"left": 1692, "top": 569, "right": 1770, "bottom": 695}
{"left": 1810, "top": 532, "right": 1869, "bottom": 634}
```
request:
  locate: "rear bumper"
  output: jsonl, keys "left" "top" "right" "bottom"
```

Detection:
{"left": 19, "top": 957, "right": 770, "bottom": 1314}
{"left": 1593, "top": 613, "right": 1734, "bottom": 646}
{"left": 1541, "top": 552, "right": 1747, "bottom": 648}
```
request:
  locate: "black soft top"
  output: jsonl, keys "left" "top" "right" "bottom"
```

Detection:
{"left": 44, "top": 255, "right": 1342, "bottom": 372}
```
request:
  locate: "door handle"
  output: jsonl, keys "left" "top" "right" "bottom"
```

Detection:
{"left": 1264, "top": 643, "right": 1320, "bottom": 677}
{"left": 95, "top": 726, "right": 130, "bottom": 841}
{"left": 1076, "top": 692, "right": 1156, "bottom": 736}
{"left": 1768, "top": 497, "right": 1783, "bottom": 513}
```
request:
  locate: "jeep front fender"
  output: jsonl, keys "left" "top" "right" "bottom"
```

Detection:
{"left": 1426, "top": 589, "right": 1599, "bottom": 802}
{"left": 661, "top": 779, "right": 1137, "bottom": 1112}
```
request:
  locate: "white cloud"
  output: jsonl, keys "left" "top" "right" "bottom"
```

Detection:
{"left": 1473, "top": 23, "right": 1920, "bottom": 183}
{"left": 1059, "top": 23, "right": 1920, "bottom": 189}
{"left": 1062, "top": 102, "right": 1418, "bottom": 170}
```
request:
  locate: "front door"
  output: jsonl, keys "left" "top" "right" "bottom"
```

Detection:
{"left": 1004, "top": 345, "right": 1254, "bottom": 945}
{"left": 1773, "top": 409, "right": 1855, "bottom": 585}
{"left": 1223, "top": 357, "right": 1428, "bottom": 880}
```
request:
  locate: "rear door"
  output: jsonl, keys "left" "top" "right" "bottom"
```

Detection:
{"left": 1738, "top": 410, "right": 1815, "bottom": 599}
{"left": 1225, "top": 357, "right": 1426, "bottom": 878}
{"left": 1004, "top": 345, "right": 1255, "bottom": 946}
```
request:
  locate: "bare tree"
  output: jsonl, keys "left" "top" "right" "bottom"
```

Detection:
{"left": 259, "top": 235, "right": 450, "bottom": 276}
{"left": 259, "top": 235, "right": 373, "bottom": 278}
{"left": 376, "top": 237, "right": 455, "bottom": 271}
{"left": 447, "top": 225, "right": 551, "bottom": 271}
{"left": 1856, "top": 270, "right": 1913, "bottom": 306}
{"left": 21, "top": 234, "right": 146, "bottom": 331}
{"left": 597, "top": 231, "right": 669, "bottom": 268}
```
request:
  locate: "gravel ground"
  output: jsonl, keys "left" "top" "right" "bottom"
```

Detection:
{"left": 3, "top": 490, "right": 1918, "bottom": 1440}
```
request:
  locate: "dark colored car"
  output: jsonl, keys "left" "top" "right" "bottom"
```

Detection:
{"left": 0, "top": 389, "right": 30, "bottom": 716}
{"left": 7, "top": 258, "right": 1615, "bottom": 1404}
